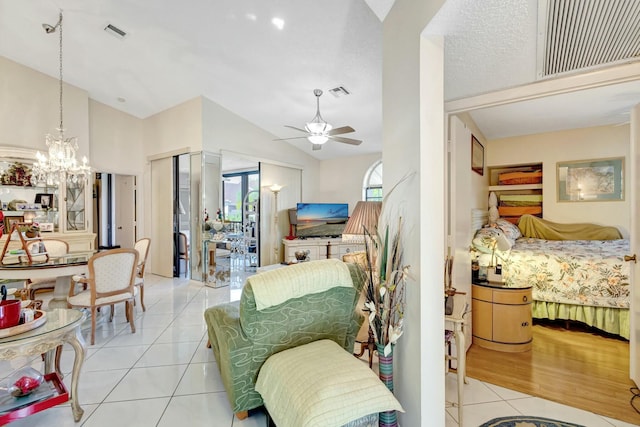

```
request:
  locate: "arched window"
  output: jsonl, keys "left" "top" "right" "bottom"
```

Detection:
{"left": 363, "top": 160, "right": 383, "bottom": 201}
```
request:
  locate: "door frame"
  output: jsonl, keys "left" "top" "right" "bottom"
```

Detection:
{"left": 445, "top": 63, "right": 640, "bottom": 382}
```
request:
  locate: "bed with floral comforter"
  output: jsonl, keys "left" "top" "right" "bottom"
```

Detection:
{"left": 502, "top": 237, "right": 630, "bottom": 339}
{"left": 472, "top": 215, "right": 630, "bottom": 339}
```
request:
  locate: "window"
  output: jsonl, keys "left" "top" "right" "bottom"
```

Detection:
{"left": 222, "top": 170, "right": 259, "bottom": 222}
{"left": 363, "top": 160, "right": 383, "bottom": 201}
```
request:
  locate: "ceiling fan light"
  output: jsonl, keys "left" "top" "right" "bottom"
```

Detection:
{"left": 305, "top": 121, "right": 332, "bottom": 134}
{"left": 308, "top": 135, "right": 328, "bottom": 145}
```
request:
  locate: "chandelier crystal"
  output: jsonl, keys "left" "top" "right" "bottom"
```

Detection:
{"left": 31, "top": 10, "right": 90, "bottom": 187}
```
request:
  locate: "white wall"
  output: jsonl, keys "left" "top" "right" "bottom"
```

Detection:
{"left": 89, "top": 100, "right": 144, "bottom": 175}
{"left": 317, "top": 153, "right": 381, "bottom": 213}
{"left": 488, "top": 124, "right": 630, "bottom": 235}
{"left": 201, "top": 97, "right": 322, "bottom": 202}
{"left": 0, "top": 56, "right": 90, "bottom": 159}
{"left": 384, "top": 1, "right": 446, "bottom": 425}
{"left": 144, "top": 97, "right": 204, "bottom": 156}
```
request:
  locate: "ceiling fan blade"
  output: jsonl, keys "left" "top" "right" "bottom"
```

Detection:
{"left": 273, "top": 136, "right": 308, "bottom": 141}
{"left": 329, "top": 135, "right": 362, "bottom": 145}
{"left": 327, "top": 126, "right": 355, "bottom": 136}
{"left": 312, "top": 144, "right": 322, "bottom": 151}
{"left": 284, "top": 125, "right": 309, "bottom": 133}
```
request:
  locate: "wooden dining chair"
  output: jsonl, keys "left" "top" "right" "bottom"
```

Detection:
{"left": 67, "top": 248, "right": 139, "bottom": 345}
{"left": 25, "top": 239, "right": 69, "bottom": 300}
{"left": 177, "top": 232, "right": 189, "bottom": 276}
{"left": 133, "top": 237, "right": 151, "bottom": 311}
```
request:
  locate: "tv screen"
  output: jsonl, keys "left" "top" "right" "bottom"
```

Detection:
{"left": 296, "top": 203, "right": 349, "bottom": 238}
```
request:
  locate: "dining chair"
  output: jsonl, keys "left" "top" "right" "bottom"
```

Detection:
{"left": 67, "top": 248, "right": 139, "bottom": 345}
{"left": 25, "top": 239, "right": 69, "bottom": 300}
{"left": 133, "top": 237, "right": 151, "bottom": 311}
{"left": 177, "top": 232, "right": 189, "bottom": 276}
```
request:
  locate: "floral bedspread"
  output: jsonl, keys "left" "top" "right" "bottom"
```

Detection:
{"left": 502, "top": 238, "right": 630, "bottom": 309}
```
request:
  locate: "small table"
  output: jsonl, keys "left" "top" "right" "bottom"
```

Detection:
{"left": 0, "top": 308, "right": 86, "bottom": 422}
{"left": 0, "top": 252, "right": 93, "bottom": 309}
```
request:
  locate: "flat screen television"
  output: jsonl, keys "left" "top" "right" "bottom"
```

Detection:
{"left": 296, "top": 203, "right": 349, "bottom": 238}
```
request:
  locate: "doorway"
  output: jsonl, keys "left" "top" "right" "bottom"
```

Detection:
{"left": 94, "top": 172, "right": 136, "bottom": 250}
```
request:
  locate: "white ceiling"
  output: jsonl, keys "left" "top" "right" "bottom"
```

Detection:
{"left": 0, "top": 0, "right": 638, "bottom": 159}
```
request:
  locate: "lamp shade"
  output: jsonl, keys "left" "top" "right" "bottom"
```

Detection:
{"left": 342, "top": 201, "right": 382, "bottom": 242}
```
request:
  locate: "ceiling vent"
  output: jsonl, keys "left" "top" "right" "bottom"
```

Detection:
{"left": 328, "top": 86, "right": 351, "bottom": 97}
{"left": 537, "top": 0, "right": 640, "bottom": 78}
{"left": 104, "top": 23, "right": 127, "bottom": 40}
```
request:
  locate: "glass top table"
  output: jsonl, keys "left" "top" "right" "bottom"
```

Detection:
{"left": 0, "top": 308, "right": 86, "bottom": 422}
{"left": 0, "top": 308, "right": 83, "bottom": 345}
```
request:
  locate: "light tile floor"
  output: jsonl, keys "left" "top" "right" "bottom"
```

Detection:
{"left": 1, "top": 272, "right": 638, "bottom": 427}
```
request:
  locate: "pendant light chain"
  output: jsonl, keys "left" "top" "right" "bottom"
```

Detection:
{"left": 32, "top": 9, "right": 91, "bottom": 187}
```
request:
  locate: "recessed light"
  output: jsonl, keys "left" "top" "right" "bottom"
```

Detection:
{"left": 271, "top": 17, "right": 284, "bottom": 30}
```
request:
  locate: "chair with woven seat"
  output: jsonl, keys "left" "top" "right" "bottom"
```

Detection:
{"left": 25, "top": 239, "right": 69, "bottom": 300}
{"left": 133, "top": 238, "right": 151, "bottom": 311}
{"left": 67, "top": 248, "right": 139, "bottom": 345}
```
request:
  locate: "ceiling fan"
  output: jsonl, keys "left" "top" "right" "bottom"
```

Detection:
{"left": 275, "top": 89, "right": 362, "bottom": 150}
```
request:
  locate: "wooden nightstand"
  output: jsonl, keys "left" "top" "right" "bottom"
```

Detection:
{"left": 472, "top": 283, "right": 532, "bottom": 352}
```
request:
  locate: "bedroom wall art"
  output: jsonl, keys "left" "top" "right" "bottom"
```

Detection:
{"left": 471, "top": 135, "right": 484, "bottom": 176}
{"left": 557, "top": 157, "right": 624, "bottom": 202}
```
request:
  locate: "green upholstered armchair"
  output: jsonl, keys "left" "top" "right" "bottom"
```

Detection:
{"left": 204, "top": 259, "right": 366, "bottom": 420}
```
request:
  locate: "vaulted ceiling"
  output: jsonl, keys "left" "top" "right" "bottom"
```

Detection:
{"left": 0, "top": 0, "right": 638, "bottom": 160}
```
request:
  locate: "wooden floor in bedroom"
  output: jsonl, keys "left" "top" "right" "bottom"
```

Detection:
{"left": 466, "top": 320, "right": 640, "bottom": 425}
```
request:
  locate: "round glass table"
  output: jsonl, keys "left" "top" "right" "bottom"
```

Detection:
{"left": 0, "top": 308, "right": 86, "bottom": 422}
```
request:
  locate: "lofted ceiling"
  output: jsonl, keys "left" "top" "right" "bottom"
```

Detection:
{"left": 0, "top": 0, "right": 638, "bottom": 160}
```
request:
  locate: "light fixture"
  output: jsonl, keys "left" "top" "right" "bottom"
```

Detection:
{"left": 31, "top": 10, "right": 91, "bottom": 187}
{"left": 305, "top": 89, "right": 332, "bottom": 145}
{"left": 342, "top": 201, "right": 382, "bottom": 243}
{"left": 269, "top": 184, "right": 283, "bottom": 194}
{"left": 271, "top": 17, "right": 285, "bottom": 30}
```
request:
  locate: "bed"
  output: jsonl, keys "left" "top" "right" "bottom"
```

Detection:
{"left": 472, "top": 215, "right": 630, "bottom": 339}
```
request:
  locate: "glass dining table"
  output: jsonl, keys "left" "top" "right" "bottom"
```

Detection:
{"left": 0, "top": 251, "right": 94, "bottom": 309}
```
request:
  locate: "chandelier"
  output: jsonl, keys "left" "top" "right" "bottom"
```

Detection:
{"left": 31, "top": 10, "right": 90, "bottom": 187}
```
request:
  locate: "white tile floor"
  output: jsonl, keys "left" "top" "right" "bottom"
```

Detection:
{"left": 1, "top": 272, "right": 638, "bottom": 427}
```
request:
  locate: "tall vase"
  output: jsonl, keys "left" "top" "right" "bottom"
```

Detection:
{"left": 377, "top": 343, "right": 397, "bottom": 427}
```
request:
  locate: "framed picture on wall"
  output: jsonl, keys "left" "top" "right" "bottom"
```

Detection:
{"left": 471, "top": 135, "right": 484, "bottom": 176}
{"left": 557, "top": 157, "right": 624, "bottom": 202}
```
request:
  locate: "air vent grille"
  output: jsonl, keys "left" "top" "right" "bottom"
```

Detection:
{"left": 328, "top": 86, "right": 350, "bottom": 97}
{"left": 539, "top": 0, "right": 640, "bottom": 77}
{"left": 104, "top": 23, "right": 127, "bottom": 39}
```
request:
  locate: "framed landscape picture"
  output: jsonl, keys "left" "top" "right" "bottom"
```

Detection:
{"left": 557, "top": 157, "right": 624, "bottom": 202}
{"left": 471, "top": 135, "right": 484, "bottom": 176}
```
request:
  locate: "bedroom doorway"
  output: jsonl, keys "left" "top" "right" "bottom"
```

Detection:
{"left": 445, "top": 77, "right": 640, "bottom": 418}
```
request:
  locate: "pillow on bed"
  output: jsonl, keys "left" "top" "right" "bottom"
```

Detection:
{"left": 495, "top": 218, "right": 522, "bottom": 243}
{"left": 472, "top": 227, "right": 512, "bottom": 254}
